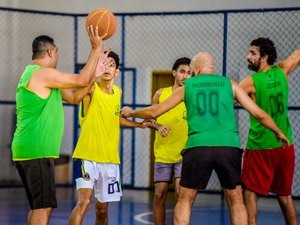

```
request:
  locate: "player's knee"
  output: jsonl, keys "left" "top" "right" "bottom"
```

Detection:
{"left": 95, "top": 202, "right": 108, "bottom": 218}
{"left": 76, "top": 198, "right": 91, "bottom": 212}
{"left": 154, "top": 189, "right": 167, "bottom": 201}
{"left": 225, "top": 195, "right": 244, "bottom": 207}
{"left": 95, "top": 206, "right": 108, "bottom": 218}
{"left": 277, "top": 194, "right": 293, "bottom": 205}
{"left": 224, "top": 189, "right": 244, "bottom": 207}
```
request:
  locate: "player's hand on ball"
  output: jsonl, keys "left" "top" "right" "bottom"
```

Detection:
{"left": 87, "top": 25, "right": 107, "bottom": 50}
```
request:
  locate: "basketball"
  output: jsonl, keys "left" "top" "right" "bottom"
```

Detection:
{"left": 85, "top": 8, "right": 117, "bottom": 40}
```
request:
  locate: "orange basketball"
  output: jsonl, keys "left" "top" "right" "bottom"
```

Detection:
{"left": 85, "top": 8, "right": 117, "bottom": 40}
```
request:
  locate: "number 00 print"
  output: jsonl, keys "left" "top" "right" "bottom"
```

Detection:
{"left": 196, "top": 91, "right": 219, "bottom": 115}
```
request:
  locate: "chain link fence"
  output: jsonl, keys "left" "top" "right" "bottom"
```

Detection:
{"left": 0, "top": 8, "right": 299, "bottom": 196}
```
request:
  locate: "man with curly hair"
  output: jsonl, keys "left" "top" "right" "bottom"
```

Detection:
{"left": 240, "top": 37, "right": 299, "bottom": 225}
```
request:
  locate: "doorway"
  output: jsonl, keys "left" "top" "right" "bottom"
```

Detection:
{"left": 150, "top": 70, "right": 174, "bottom": 187}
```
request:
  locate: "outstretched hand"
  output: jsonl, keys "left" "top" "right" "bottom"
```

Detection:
{"left": 95, "top": 47, "right": 112, "bottom": 77}
{"left": 87, "top": 25, "right": 107, "bottom": 50}
{"left": 276, "top": 132, "right": 290, "bottom": 147}
{"left": 121, "top": 106, "right": 133, "bottom": 118}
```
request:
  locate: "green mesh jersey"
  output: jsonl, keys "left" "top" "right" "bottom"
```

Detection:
{"left": 12, "top": 64, "right": 64, "bottom": 160}
{"left": 184, "top": 74, "right": 240, "bottom": 148}
{"left": 246, "top": 66, "right": 293, "bottom": 150}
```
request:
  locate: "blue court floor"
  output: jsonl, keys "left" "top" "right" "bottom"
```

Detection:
{"left": 0, "top": 187, "right": 299, "bottom": 225}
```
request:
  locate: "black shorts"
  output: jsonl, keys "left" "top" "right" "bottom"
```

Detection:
{"left": 16, "top": 158, "right": 57, "bottom": 209}
{"left": 180, "top": 146, "right": 243, "bottom": 190}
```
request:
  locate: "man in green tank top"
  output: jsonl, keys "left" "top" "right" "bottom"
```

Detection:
{"left": 121, "top": 52, "right": 289, "bottom": 225}
{"left": 240, "top": 37, "right": 299, "bottom": 225}
{"left": 11, "top": 26, "right": 106, "bottom": 225}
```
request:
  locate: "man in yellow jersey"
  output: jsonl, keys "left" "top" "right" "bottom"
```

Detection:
{"left": 150, "top": 57, "right": 191, "bottom": 225}
{"left": 121, "top": 52, "right": 290, "bottom": 225}
{"left": 240, "top": 37, "right": 299, "bottom": 225}
{"left": 68, "top": 51, "right": 150, "bottom": 225}
{"left": 11, "top": 26, "right": 105, "bottom": 225}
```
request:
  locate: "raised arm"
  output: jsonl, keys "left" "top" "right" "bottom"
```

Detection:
{"left": 61, "top": 81, "right": 95, "bottom": 104}
{"left": 121, "top": 86, "right": 184, "bottom": 119}
{"left": 278, "top": 48, "right": 300, "bottom": 77}
{"left": 35, "top": 26, "right": 104, "bottom": 90}
{"left": 61, "top": 48, "right": 111, "bottom": 104}
{"left": 231, "top": 80, "right": 289, "bottom": 146}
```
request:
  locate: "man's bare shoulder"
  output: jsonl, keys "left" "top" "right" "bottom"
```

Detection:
{"left": 152, "top": 88, "right": 164, "bottom": 103}
{"left": 239, "top": 75, "right": 255, "bottom": 96}
{"left": 157, "top": 87, "right": 164, "bottom": 94}
{"left": 31, "top": 67, "right": 59, "bottom": 82}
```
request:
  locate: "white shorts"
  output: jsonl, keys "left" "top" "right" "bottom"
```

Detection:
{"left": 74, "top": 159, "right": 122, "bottom": 203}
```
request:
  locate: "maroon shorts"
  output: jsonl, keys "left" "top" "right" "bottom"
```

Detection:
{"left": 242, "top": 145, "right": 295, "bottom": 196}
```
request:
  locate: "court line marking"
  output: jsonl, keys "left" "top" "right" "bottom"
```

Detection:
{"left": 134, "top": 209, "right": 173, "bottom": 224}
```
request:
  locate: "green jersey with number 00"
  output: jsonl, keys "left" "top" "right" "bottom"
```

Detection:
{"left": 184, "top": 74, "right": 240, "bottom": 149}
{"left": 246, "top": 66, "right": 293, "bottom": 150}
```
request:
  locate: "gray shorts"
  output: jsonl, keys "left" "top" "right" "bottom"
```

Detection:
{"left": 154, "top": 162, "right": 182, "bottom": 183}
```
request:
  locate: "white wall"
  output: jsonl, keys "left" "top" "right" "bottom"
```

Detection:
{"left": 0, "top": 0, "right": 300, "bottom": 14}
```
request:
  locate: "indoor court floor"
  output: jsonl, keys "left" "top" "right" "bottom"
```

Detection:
{"left": 1, "top": 187, "right": 299, "bottom": 225}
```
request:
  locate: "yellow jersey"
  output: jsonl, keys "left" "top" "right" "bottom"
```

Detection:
{"left": 154, "top": 87, "right": 188, "bottom": 163}
{"left": 72, "top": 83, "right": 121, "bottom": 164}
